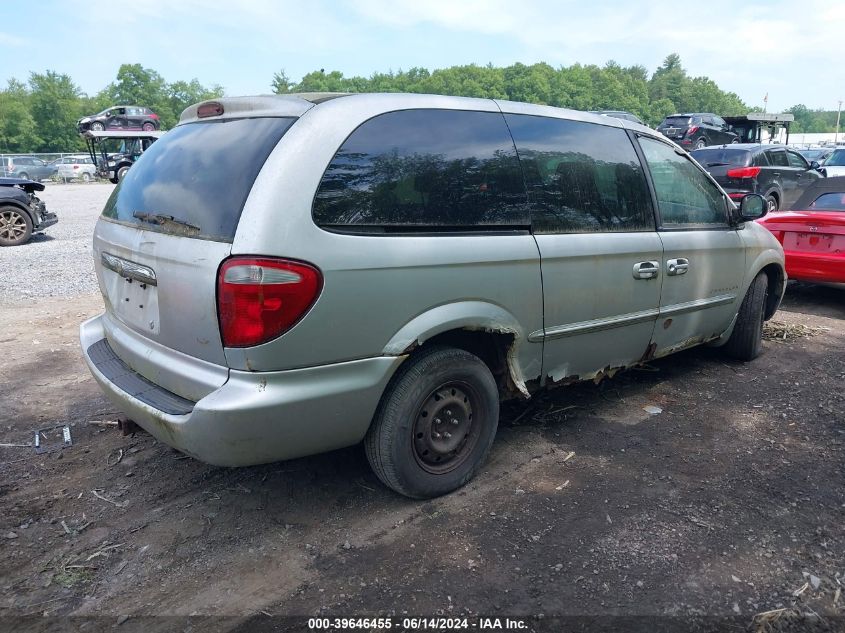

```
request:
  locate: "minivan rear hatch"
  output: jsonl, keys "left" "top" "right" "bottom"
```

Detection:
{"left": 93, "top": 104, "right": 304, "bottom": 397}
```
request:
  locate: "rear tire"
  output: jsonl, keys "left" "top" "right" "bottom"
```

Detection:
{"left": 81, "top": 172, "right": 91, "bottom": 183}
{"left": 17, "top": 172, "right": 29, "bottom": 180}
{"left": 365, "top": 346, "right": 500, "bottom": 499}
{"left": 142, "top": 122, "right": 155, "bottom": 131}
{"left": 694, "top": 138, "right": 707, "bottom": 150}
{"left": 0, "top": 206, "right": 33, "bottom": 246}
{"left": 765, "top": 194, "right": 779, "bottom": 213}
{"left": 724, "top": 272, "right": 768, "bottom": 361}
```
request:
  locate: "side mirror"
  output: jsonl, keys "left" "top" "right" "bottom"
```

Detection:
{"left": 810, "top": 160, "right": 821, "bottom": 170}
{"left": 739, "top": 193, "right": 767, "bottom": 221}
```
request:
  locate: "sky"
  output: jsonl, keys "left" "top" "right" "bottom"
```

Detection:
{"left": 2, "top": 0, "right": 843, "bottom": 113}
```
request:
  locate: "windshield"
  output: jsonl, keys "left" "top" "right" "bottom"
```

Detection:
{"left": 102, "top": 116, "right": 296, "bottom": 241}
{"left": 690, "top": 148, "right": 750, "bottom": 167}
{"left": 809, "top": 192, "right": 845, "bottom": 210}
{"left": 824, "top": 149, "right": 845, "bottom": 167}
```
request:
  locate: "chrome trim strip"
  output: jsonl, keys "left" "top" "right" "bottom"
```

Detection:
{"left": 659, "top": 293, "right": 736, "bottom": 317}
{"left": 528, "top": 308, "right": 660, "bottom": 343}
{"left": 530, "top": 294, "right": 737, "bottom": 343}
{"left": 101, "top": 252, "right": 157, "bottom": 286}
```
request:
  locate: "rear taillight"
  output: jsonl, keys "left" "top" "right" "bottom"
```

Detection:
{"left": 726, "top": 166, "right": 761, "bottom": 179}
{"left": 151, "top": 113, "right": 159, "bottom": 119}
{"left": 217, "top": 257, "right": 322, "bottom": 348}
{"left": 686, "top": 126, "right": 699, "bottom": 136}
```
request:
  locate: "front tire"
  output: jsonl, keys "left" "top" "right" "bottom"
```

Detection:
{"left": 365, "top": 346, "right": 500, "bottom": 499}
{"left": 116, "top": 165, "right": 130, "bottom": 181}
{"left": 724, "top": 272, "right": 768, "bottom": 361}
{"left": 90, "top": 122, "right": 105, "bottom": 131}
{"left": 0, "top": 206, "right": 33, "bottom": 246}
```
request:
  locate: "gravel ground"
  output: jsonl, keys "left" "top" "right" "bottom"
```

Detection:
{"left": 0, "top": 182, "right": 114, "bottom": 302}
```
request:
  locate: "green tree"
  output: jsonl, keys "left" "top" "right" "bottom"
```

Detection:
{"left": 28, "top": 71, "right": 84, "bottom": 152}
{"left": 0, "top": 81, "right": 40, "bottom": 153}
{"left": 272, "top": 70, "right": 294, "bottom": 94}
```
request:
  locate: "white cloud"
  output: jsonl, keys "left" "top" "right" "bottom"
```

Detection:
{"left": 0, "top": 32, "right": 29, "bottom": 47}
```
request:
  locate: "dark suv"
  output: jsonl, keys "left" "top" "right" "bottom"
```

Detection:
{"left": 691, "top": 144, "right": 823, "bottom": 212}
{"left": 657, "top": 113, "right": 739, "bottom": 150}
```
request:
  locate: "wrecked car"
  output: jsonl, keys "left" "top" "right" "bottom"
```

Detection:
{"left": 80, "top": 94, "right": 786, "bottom": 499}
{"left": 0, "top": 178, "right": 58, "bottom": 246}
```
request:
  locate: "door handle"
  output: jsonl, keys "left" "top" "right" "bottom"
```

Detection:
{"left": 632, "top": 261, "right": 660, "bottom": 280}
{"left": 666, "top": 258, "right": 689, "bottom": 276}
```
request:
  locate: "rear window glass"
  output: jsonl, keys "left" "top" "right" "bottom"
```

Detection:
{"left": 505, "top": 114, "right": 654, "bottom": 233}
{"left": 313, "top": 109, "right": 527, "bottom": 232}
{"left": 809, "top": 193, "right": 845, "bottom": 210}
{"left": 690, "top": 148, "right": 750, "bottom": 167}
{"left": 662, "top": 117, "right": 691, "bottom": 126}
{"left": 102, "top": 117, "right": 295, "bottom": 241}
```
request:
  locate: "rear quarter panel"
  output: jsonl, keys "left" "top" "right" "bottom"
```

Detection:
{"left": 228, "top": 95, "right": 545, "bottom": 381}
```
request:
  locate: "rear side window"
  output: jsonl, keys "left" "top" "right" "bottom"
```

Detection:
{"left": 753, "top": 152, "right": 770, "bottom": 167}
{"left": 639, "top": 136, "right": 728, "bottom": 227}
{"left": 313, "top": 109, "right": 527, "bottom": 231}
{"left": 505, "top": 114, "right": 654, "bottom": 233}
{"left": 102, "top": 117, "right": 295, "bottom": 242}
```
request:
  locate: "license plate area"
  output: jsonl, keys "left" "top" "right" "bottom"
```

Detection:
{"left": 104, "top": 271, "right": 160, "bottom": 335}
{"left": 787, "top": 232, "right": 835, "bottom": 253}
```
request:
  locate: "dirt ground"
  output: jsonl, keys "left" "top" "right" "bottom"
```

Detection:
{"left": 0, "top": 283, "right": 843, "bottom": 632}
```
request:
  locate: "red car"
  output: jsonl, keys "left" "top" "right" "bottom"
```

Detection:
{"left": 757, "top": 177, "right": 845, "bottom": 283}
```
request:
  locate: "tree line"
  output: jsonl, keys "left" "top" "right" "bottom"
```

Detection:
{"left": 275, "top": 55, "right": 839, "bottom": 136}
{"left": 0, "top": 64, "right": 223, "bottom": 153}
{"left": 0, "top": 55, "right": 839, "bottom": 153}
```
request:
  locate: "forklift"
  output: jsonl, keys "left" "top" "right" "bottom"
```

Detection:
{"left": 722, "top": 112, "right": 794, "bottom": 145}
{"left": 82, "top": 129, "right": 164, "bottom": 183}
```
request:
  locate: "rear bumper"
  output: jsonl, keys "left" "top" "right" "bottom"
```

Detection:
{"left": 785, "top": 252, "right": 845, "bottom": 284}
{"left": 80, "top": 314, "right": 405, "bottom": 466}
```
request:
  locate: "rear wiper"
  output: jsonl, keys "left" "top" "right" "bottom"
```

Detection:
{"left": 132, "top": 211, "right": 200, "bottom": 233}
{"left": 706, "top": 162, "right": 731, "bottom": 167}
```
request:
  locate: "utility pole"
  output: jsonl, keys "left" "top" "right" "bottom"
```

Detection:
{"left": 836, "top": 100, "right": 843, "bottom": 145}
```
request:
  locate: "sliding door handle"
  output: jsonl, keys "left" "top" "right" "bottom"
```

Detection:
{"left": 632, "top": 261, "right": 660, "bottom": 280}
{"left": 666, "top": 258, "right": 690, "bottom": 276}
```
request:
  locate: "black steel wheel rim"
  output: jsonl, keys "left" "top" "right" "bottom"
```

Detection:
{"left": 412, "top": 381, "right": 482, "bottom": 475}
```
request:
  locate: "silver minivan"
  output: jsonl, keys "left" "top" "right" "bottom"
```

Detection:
{"left": 80, "top": 93, "right": 785, "bottom": 498}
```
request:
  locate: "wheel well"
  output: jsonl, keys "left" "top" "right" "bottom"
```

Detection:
{"left": 765, "top": 190, "right": 780, "bottom": 204}
{"left": 0, "top": 201, "right": 34, "bottom": 225}
{"left": 415, "top": 329, "right": 513, "bottom": 392}
{"left": 761, "top": 263, "right": 784, "bottom": 320}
